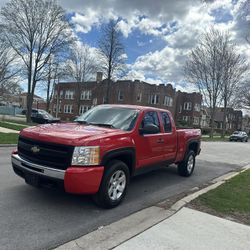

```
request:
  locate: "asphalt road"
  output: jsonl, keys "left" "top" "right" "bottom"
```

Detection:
{"left": 1, "top": 141, "right": 250, "bottom": 250}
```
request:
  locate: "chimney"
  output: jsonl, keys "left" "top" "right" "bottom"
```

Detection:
{"left": 96, "top": 72, "right": 103, "bottom": 82}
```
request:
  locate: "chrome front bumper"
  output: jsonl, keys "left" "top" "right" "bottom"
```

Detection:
{"left": 11, "top": 154, "right": 65, "bottom": 180}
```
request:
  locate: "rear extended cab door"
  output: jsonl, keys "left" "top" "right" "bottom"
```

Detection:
{"left": 159, "top": 111, "right": 177, "bottom": 162}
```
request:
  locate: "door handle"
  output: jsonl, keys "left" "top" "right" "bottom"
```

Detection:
{"left": 157, "top": 138, "right": 164, "bottom": 143}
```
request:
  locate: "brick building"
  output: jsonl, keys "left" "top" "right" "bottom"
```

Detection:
{"left": 51, "top": 79, "right": 203, "bottom": 127}
{"left": 174, "top": 91, "right": 202, "bottom": 128}
{"left": 200, "top": 107, "right": 243, "bottom": 133}
{"left": 213, "top": 108, "right": 243, "bottom": 132}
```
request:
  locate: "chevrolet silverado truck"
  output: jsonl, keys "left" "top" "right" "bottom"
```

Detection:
{"left": 12, "top": 104, "right": 201, "bottom": 208}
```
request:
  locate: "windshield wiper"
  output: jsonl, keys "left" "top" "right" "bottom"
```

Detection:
{"left": 76, "top": 120, "right": 89, "bottom": 125}
{"left": 88, "top": 123, "right": 116, "bottom": 129}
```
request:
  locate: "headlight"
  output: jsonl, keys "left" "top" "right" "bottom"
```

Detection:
{"left": 71, "top": 146, "right": 100, "bottom": 166}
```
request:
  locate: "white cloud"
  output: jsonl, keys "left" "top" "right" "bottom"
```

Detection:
{"left": 59, "top": 0, "right": 196, "bottom": 37}
{"left": 72, "top": 10, "right": 100, "bottom": 33}
{"left": 123, "top": 1, "right": 250, "bottom": 87}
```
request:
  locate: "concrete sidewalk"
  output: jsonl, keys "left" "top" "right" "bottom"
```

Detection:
{"left": 0, "top": 127, "right": 19, "bottom": 133}
{"left": 115, "top": 207, "right": 250, "bottom": 250}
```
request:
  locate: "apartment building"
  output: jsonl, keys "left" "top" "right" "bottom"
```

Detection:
{"left": 200, "top": 107, "right": 243, "bottom": 133}
{"left": 51, "top": 79, "right": 202, "bottom": 126}
{"left": 174, "top": 91, "right": 202, "bottom": 127}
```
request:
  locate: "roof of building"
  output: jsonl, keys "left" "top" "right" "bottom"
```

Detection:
{"left": 20, "top": 92, "right": 44, "bottom": 100}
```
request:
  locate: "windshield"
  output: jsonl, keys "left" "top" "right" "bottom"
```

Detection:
{"left": 233, "top": 131, "right": 240, "bottom": 135}
{"left": 39, "top": 110, "right": 54, "bottom": 119}
{"left": 75, "top": 105, "right": 139, "bottom": 131}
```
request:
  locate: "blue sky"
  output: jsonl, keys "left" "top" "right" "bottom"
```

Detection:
{"left": 80, "top": 24, "right": 167, "bottom": 64}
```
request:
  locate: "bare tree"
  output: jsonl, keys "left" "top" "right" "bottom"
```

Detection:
{"left": 0, "top": 37, "right": 20, "bottom": 98}
{"left": 238, "top": 81, "right": 250, "bottom": 109}
{"left": 0, "top": 0, "right": 73, "bottom": 122}
{"left": 185, "top": 29, "right": 228, "bottom": 137}
{"left": 64, "top": 42, "right": 99, "bottom": 113}
{"left": 43, "top": 59, "right": 65, "bottom": 112}
{"left": 220, "top": 44, "right": 248, "bottom": 137}
{"left": 65, "top": 43, "right": 98, "bottom": 82}
{"left": 98, "top": 20, "right": 126, "bottom": 103}
{"left": 185, "top": 29, "right": 248, "bottom": 137}
{"left": 235, "top": 0, "right": 250, "bottom": 111}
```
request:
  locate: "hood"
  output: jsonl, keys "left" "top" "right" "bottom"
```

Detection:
{"left": 20, "top": 123, "right": 127, "bottom": 146}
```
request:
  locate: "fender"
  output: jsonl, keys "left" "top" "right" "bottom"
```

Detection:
{"left": 101, "top": 147, "right": 136, "bottom": 175}
{"left": 186, "top": 139, "right": 201, "bottom": 156}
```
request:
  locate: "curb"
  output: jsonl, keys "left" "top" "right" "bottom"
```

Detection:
{"left": 0, "top": 144, "right": 17, "bottom": 147}
{"left": 54, "top": 164, "right": 250, "bottom": 250}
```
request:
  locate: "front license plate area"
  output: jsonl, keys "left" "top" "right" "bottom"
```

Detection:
{"left": 25, "top": 172, "right": 40, "bottom": 187}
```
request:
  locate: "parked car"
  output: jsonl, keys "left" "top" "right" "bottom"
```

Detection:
{"left": 31, "top": 109, "right": 60, "bottom": 124}
{"left": 21, "top": 109, "right": 39, "bottom": 115}
{"left": 12, "top": 104, "right": 201, "bottom": 208}
{"left": 229, "top": 131, "right": 248, "bottom": 142}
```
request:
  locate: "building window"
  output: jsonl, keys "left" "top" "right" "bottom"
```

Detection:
{"left": 53, "top": 104, "right": 62, "bottom": 113}
{"left": 59, "top": 90, "right": 64, "bottom": 99}
{"left": 81, "top": 90, "right": 92, "bottom": 100}
{"left": 103, "top": 97, "right": 107, "bottom": 104}
{"left": 193, "top": 117, "right": 200, "bottom": 125}
{"left": 194, "top": 103, "right": 201, "bottom": 112}
{"left": 179, "top": 105, "right": 182, "bottom": 113}
{"left": 65, "top": 90, "right": 74, "bottom": 100}
{"left": 150, "top": 94, "right": 159, "bottom": 105}
{"left": 59, "top": 105, "right": 62, "bottom": 113}
{"left": 137, "top": 93, "right": 142, "bottom": 102}
{"left": 163, "top": 96, "right": 173, "bottom": 107}
{"left": 183, "top": 116, "right": 189, "bottom": 122}
{"left": 54, "top": 90, "right": 58, "bottom": 99}
{"left": 79, "top": 105, "right": 91, "bottom": 115}
{"left": 118, "top": 90, "right": 124, "bottom": 101}
{"left": 93, "top": 98, "right": 97, "bottom": 106}
{"left": 183, "top": 102, "right": 192, "bottom": 111}
{"left": 64, "top": 105, "right": 73, "bottom": 114}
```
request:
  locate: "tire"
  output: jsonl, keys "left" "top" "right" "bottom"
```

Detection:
{"left": 93, "top": 160, "right": 130, "bottom": 208}
{"left": 178, "top": 150, "right": 196, "bottom": 177}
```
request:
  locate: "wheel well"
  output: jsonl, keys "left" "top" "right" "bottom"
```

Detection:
{"left": 188, "top": 142, "right": 199, "bottom": 155}
{"left": 104, "top": 153, "right": 135, "bottom": 176}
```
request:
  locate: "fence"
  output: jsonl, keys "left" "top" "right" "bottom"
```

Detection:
{"left": 0, "top": 106, "right": 23, "bottom": 116}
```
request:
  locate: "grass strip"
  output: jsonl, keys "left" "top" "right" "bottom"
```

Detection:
{"left": 0, "top": 132, "right": 19, "bottom": 144}
{"left": 0, "top": 121, "right": 28, "bottom": 131}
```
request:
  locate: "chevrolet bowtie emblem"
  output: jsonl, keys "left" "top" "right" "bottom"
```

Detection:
{"left": 31, "top": 146, "right": 40, "bottom": 153}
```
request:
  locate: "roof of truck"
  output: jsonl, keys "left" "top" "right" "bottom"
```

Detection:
{"left": 98, "top": 104, "right": 171, "bottom": 113}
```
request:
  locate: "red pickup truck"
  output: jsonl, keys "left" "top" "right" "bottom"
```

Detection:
{"left": 12, "top": 104, "right": 201, "bottom": 208}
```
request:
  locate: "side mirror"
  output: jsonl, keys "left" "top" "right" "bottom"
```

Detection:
{"left": 139, "top": 123, "right": 159, "bottom": 135}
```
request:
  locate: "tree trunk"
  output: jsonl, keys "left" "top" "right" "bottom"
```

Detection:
{"left": 210, "top": 107, "right": 216, "bottom": 138}
{"left": 105, "top": 78, "right": 111, "bottom": 104}
{"left": 26, "top": 53, "right": 33, "bottom": 123}
{"left": 221, "top": 102, "right": 227, "bottom": 138}
{"left": 46, "top": 79, "right": 50, "bottom": 112}
{"left": 77, "top": 81, "right": 81, "bottom": 115}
